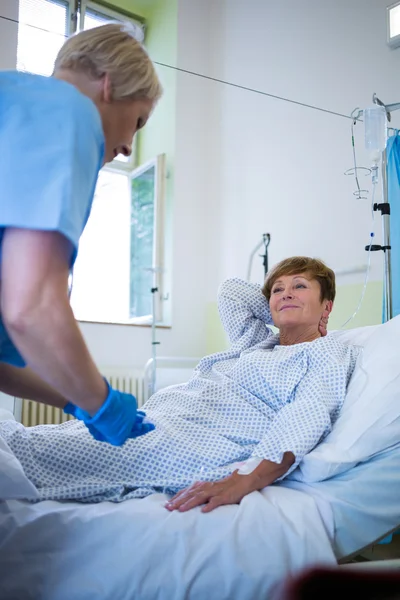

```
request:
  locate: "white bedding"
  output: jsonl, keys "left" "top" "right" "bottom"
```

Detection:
{"left": 0, "top": 434, "right": 399, "bottom": 599}
{"left": 1, "top": 444, "right": 399, "bottom": 599}
{"left": 283, "top": 444, "right": 400, "bottom": 559}
{"left": 0, "top": 485, "right": 335, "bottom": 600}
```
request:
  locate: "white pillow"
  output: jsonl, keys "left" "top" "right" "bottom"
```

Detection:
{"left": 0, "top": 434, "right": 39, "bottom": 500}
{"left": 292, "top": 315, "right": 400, "bottom": 482}
{"left": 328, "top": 323, "right": 380, "bottom": 346}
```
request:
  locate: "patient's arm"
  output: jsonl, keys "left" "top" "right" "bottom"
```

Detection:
{"left": 250, "top": 346, "right": 355, "bottom": 477}
{"left": 217, "top": 278, "right": 274, "bottom": 348}
{"left": 246, "top": 453, "right": 295, "bottom": 487}
{"left": 251, "top": 391, "right": 333, "bottom": 479}
{"left": 0, "top": 363, "right": 68, "bottom": 409}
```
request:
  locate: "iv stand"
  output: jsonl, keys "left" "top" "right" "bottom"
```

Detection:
{"left": 370, "top": 93, "right": 400, "bottom": 322}
{"left": 150, "top": 268, "right": 160, "bottom": 395}
{"left": 261, "top": 233, "right": 271, "bottom": 278}
{"left": 246, "top": 233, "right": 271, "bottom": 281}
{"left": 150, "top": 282, "right": 160, "bottom": 397}
{"left": 380, "top": 149, "right": 392, "bottom": 322}
{"left": 144, "top": 266, "right": 161, "bottom": 399}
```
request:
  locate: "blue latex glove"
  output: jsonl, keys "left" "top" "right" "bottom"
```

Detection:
{"left": 64, "top": 405, "right": 153, "bottom": 443}
{"left": 86, "top": 411, "right": 151, "bottom": 442}
{"left": 63, "top": 383, "right": 155, "bottom": 445}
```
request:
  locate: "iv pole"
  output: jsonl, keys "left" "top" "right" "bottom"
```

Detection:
{"left": 246, "top": 233, "right": 271, "bottom": 281}
{"left": 149, "top": 266, "right": 161, "bottom": 398}
{"left": 260, "top": 233, "right": 271, "bottom": 278}
{"left": 370, "top": 93, "right": 400, "bottom": 322}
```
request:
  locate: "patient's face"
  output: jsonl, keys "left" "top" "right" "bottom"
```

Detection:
{"left": 269, "top": 272, "right": 326, "bottom": 330}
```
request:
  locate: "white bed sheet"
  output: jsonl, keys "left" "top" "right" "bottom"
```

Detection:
{"left": 1, "top": 450, "right": 398, "bottom": 600}
{"left": 1, "top": 427, "right": 399, "bottom": 598}
{"left": 0, "top": 485, "right": 335, "bottom": 600}
{"left": 283, "top": 444, "right": 400, "bottom": 559}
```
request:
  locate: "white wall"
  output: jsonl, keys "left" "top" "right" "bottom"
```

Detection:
{"left": 199, "top": 0, "right": 400, "bottom": 287}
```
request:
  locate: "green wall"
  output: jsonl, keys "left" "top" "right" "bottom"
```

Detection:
{"left": 329, "top": 279, "right": 383, "bottom": 330}
{"left": 206, "top": 301, "right": 227, "bottom": 354}
{"left": 205, "top": 280, "right": 384, "bottom": 354}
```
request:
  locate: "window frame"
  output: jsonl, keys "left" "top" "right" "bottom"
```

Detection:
{"left": 128, "top": 153, "right": 166, "bottom": 325}
{"left": 66, "top": 0, "right": 76, "bottom": 35}
{"left": 64, "top": 0, "right": 76, "bottom": 36}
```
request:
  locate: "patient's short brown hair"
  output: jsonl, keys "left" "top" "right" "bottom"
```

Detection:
{"left": 262, "top": 256, "right": 336, "bottom": 302}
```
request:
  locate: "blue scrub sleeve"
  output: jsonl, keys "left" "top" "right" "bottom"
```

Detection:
{"left": 0, "top": 72, "right": 105, "bottom": 263}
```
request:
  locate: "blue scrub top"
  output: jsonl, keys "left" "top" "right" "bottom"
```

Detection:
{"left": 0, "top": 71, "right": 105, "bottom": 367}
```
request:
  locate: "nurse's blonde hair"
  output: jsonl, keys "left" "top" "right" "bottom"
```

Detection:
{"left": 54, "top": 22, "right": 162, "bottom": 102}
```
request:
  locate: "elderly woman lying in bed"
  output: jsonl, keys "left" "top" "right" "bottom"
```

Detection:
{"left": 0, "top": 257, "right": 360, "bottom": 512}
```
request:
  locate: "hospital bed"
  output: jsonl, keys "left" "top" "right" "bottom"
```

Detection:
{"left": 143, "top": 356, "right": 201, "bottom": 404}
{"left": 0, "top": 320, "right": 399, "bottom": 599}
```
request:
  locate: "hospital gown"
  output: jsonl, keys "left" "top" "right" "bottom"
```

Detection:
{"left": 0, "top": 279, "right": 360, "bottom": 503}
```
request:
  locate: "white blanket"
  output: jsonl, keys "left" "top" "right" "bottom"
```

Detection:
{"left": 0, "top": 486, "right": 335, "bottom": 600}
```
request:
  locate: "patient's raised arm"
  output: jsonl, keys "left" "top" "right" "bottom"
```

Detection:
{"left": 217, "top": 278, "right": 274, "bottom": 348}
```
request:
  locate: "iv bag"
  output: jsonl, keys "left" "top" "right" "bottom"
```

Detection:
{"left": 364, "top": 105, "right": 387, "bottom": 163}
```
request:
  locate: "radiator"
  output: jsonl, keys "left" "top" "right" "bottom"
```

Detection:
{"left": 21, "top": 370, "right": 145, "bottom": 427}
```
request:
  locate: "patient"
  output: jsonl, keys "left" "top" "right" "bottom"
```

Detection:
{"left": 0, "top": 257, "right": 360, "bottom": 512}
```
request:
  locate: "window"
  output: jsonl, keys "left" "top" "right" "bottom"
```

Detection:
{"left": 70, "top": 170, "right": 132, "bottom": 323}
{"left": 388, "top": 2, "right": 400, "bottom": 48}
{"left": 17, "top": 0, "right": 71, "bottom": 76}
{"left": 70, "top": 156, "right": 165, "bottom": 324}
{"left": 130, "top": 157, "right": 165, "bottom": 322}
{"left": 16, "top": 0, "right": 165, "bottom": 325}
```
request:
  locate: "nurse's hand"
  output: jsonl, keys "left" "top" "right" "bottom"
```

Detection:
{"left": 64, "top": 382, "right": 155, "bottom": 445}
{"left": 85, "top": 410, "right": 154, "bottom": 442}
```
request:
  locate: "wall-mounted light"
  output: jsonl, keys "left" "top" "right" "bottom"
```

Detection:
{"left": 387, "top": 2, "right": 400, "bottom": 48}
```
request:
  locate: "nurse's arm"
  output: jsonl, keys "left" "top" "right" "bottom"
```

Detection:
{"left": 0, "top": 363, "right": 67, "bottom": 409}
{"left": 1, "top": 228, "right": 107, "bottom": 415}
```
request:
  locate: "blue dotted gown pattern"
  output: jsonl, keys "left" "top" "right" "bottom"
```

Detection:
{"left": 0, "top": 278, "right": 359, "bottom": 502}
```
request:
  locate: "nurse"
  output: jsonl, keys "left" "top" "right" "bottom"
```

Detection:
{"left": 0, "top": 23, "right": 162, "bottom": 445}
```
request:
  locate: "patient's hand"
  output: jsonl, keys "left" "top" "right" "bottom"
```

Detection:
{"left": 165, "top": 454, "right": 294, "bottom": 513}
{"left": 165, "top": 471, "right": 255, "bottom": 513}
